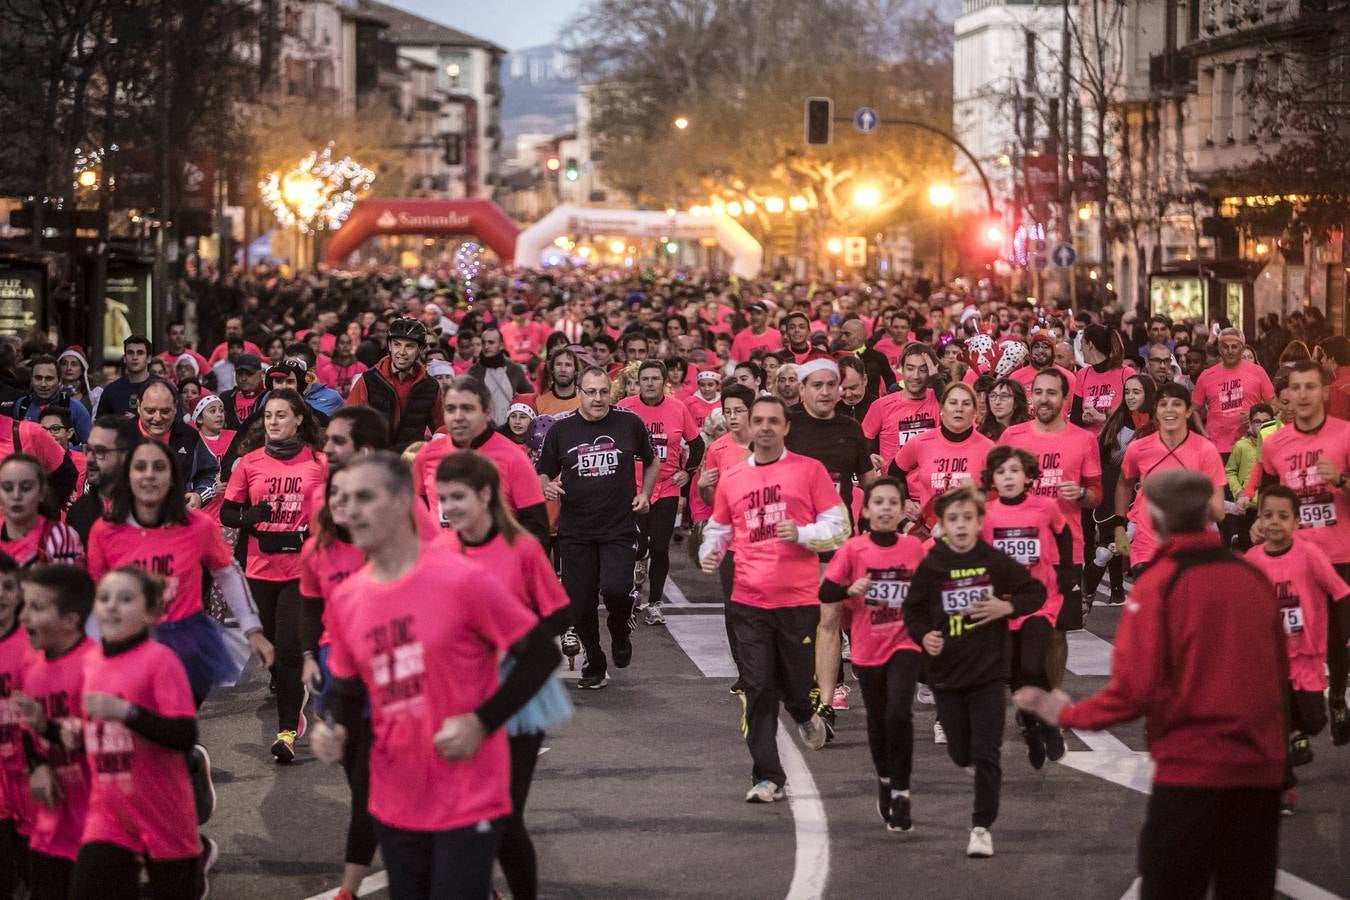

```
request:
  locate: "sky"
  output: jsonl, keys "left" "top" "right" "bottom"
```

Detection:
{"left": 392, "top": 0, "right": 588, "bottom": 52}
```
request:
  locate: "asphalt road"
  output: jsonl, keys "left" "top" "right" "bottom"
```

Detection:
{"left": 199, "top": 551, "right": 1350, "bottom": 900}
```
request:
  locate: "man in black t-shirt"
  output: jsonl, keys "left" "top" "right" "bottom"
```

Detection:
{"left": 787, "top": 356, "right": 875, "bottom": 525}
{"left": 537, "top": 367, "right": 658, "bottom": 689}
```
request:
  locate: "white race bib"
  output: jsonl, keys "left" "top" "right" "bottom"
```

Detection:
{"left": 1299, "top": 494, "right": 1337, "bottom": 528}
{"left": 941, "top": 585, "right": 984, "bottom": 616}
{"left": 866, "top": 580, "right": 908, "bottom": 608}
{"left": 1281, "top": 605, "right": 1304, "bottom": 635}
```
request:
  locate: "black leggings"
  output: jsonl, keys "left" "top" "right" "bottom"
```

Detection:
{"left": 933, "top": 681, "right": 1006, "bottom": 828}
{"left": 498, "top": 732, "right": 544, "bottom": 900}
{"left": 637, "top": 496, "right": 680, "bottom": 606}
{"left": 71, "top": 842, "right": 199, "bottom": 900}
{"left": 251, "top": 577, "right": 304, "bottom": 731}
{"left": 1329, "top": 565, "right": 1350, "bottom": 710}
{"left": 854, "top": 651, "right": 921, "bottom": 790}
{"left": 0, "top": 820, "right": 27, "bottom": 899}
{"left": 27, "top": 851, "right": 71, "bottom": 900}
{"left": 343, "top": 716, "right": 378, "bottom": 867}
{"left": 1009, "top": 617, "right": 1052, "bottom": 691}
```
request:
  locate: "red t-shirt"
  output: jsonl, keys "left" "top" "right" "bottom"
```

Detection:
{"left": 1119, "top": 431, "right": 1226, "bottom": 566}
{"left": 711, "top": 452, "right": 845, "bottom": 609}
{"left": 982, "top": 494, "right": 1066, "bottom": 628}
{"left": 208, "top": 340, "right": 263, "bottom": 366}
{"left": 1245, "top": 416, "right": 1350, "bottom": 564}
{"left": 0, "top": 415, "right": 67, "bottom": 474}
{"left": 1245, "top": 538, "right": 1350, "bottom": 692}
{"left": 330, "top": 360, "right": 368, "bottom": 398}
{"left": 1192, "top": 360, "right": 1274, "bottom": 452}
{"left": 998, "top": 421, "right": 1102, "bottom": 564}
{"left": 821, "top": 533, "right": 924, "bottom": 665}
{"left": 691, "top": 433, "right": 750, "bottom": 524}
{"left": 0, "top": 624, "right": 37, "bottom": 825}
{"left": 298, "top": 537, "right": 366, "bottom": 648}
{"left": 1074, "top": 365, "right": 1131, "bottom": 435}
{"left": 862, "top": 391, "right": 941, "bottom": 465}
{"left": 87, "top": 511, "right": 233, "bottom": 623}
{"left": 729, "top": 328, "right": 783, "bottom": 363}
{"left": 893, "top": 429, "right": 995, "bottom": 521}
{"left": 499, "top": 320, "right": 551, "bottom": 363}
{"left": 223, "top": 448, "right": 328, "bottom": 581}
{"left": 80, "top": 639, "right": 199, "bottom": 859}
{"left": 412, "top": 432, "right": 544, "bottom": 526}
{"left": 326, "top": 552, "right": 536, "bottom": 831}
{"left": 439, "top": 532, "right": 568, "bottom": 620}
{"left": 23, "top": 639, "right": 96, "bottom": 860}
{"left": 617, "top": 396, "right": 702, "bottom": 502}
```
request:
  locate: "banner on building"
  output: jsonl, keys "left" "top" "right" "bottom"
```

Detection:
{"left": 1074, "top": 155, "right": 1106, "bottom": 196}
{"left": 1022, "top": 156, "right": 1060, "bottom": 206}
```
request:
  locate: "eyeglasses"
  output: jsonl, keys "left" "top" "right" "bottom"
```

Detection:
{"left": 86, "top": 445, "right": 128, "bottom": 460}
{"left": 579, "top": 388, "right": 608, "bottom": 398}
{"left": 41, "top": 424, "right": 67, "bottom": 435}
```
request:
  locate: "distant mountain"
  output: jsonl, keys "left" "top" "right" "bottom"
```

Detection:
{"left": 500, "top": 44, "right": 579, "bottom": 146}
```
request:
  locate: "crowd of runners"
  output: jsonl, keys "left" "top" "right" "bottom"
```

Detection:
{"left": 0, "top": 262, "right": 1345, "bottom": 899}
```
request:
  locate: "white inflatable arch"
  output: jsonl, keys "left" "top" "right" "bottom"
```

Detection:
{"left": 515, "top": 205, "right": 763, "bottom": 278}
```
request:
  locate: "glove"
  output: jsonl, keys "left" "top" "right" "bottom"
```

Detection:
{"left": 1114, "top": 524, "right": 1130, "bottom": 564}
{"left": 240, "top": 502, "right": 274, "bottom": 527}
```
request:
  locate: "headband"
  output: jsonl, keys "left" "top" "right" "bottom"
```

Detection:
{"left": 193, "top": 394, "right": 223, "bottom": 420}
{"left": 696, "top": 370, "right": 722, "bottom": 383}
{"left": 507, "top": 403, "right": 536, "bottom": 419}
{"left": 796, "top": 357, "right": 840, "bottom": 381}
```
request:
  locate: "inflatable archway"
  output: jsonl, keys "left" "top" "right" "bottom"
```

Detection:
{"left": 515, "top": 205, "right": 763, "bottom": 277}
{"left": 325, "top": 199, "right": 519, "bottom": 267}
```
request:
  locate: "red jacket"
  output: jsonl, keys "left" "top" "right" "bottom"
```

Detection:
{"left": 1060, "top": 532, "right": 1287, "bottom": 788}
{"left": 1329, "top": 366, "right": 1350, "bottom": 421}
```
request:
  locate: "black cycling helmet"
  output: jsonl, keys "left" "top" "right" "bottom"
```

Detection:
{"left": 388, "top": 317, "right": 428, "bottom": 342}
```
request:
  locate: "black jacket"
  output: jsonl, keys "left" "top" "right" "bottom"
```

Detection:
{"left": 903, "top": 538, "right": 1045, "bottom": 692}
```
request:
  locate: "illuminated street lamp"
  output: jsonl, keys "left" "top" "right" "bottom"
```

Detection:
{"left": 259, "top": 143, "right": 375, "bottom": 235}
{"left": 764, "top": 197, "right": 785, "bottom": 214}
{"left": 788, "top": 195, "right": 809, "bottom": 212}
{"left": 727, "top": 201, "right": 742, "bottom": 217}
{"left": 927, "top": 183, "right": 955, "bottom": 208}
{"left": 853, "top": 185, "right": 881, "bottom": 209}
{"left": 826, "top": 237, "right": 844, "bottom": 255}
{"left": 77, "top": 169, "right": 98, "bottom": 188}
{"left": 673, "top": 116, "right": 690, "bottom": 130}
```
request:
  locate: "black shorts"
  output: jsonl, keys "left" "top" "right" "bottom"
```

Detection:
{"left": 1288, "top": 687, "right": 1327, "bottom": 736}
{"left": 1055, "top": 564, "right": 1084, "bottom": 632}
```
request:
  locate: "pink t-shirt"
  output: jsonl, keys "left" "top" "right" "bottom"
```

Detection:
{"left": 691, "top": 433, "right": 750, "bottom": 524}
{"left": 80, "top": 639, "right": 199, "bottom": 859}
{"left": 88, "top": 512, "right": 233, "bottom": 623}
{"left": 0, "top": 415, "right": 67, "bottom": 475}
{"left": 684, "top": 393, "right": 720, "bottom": 431}
{"left": 1120, "top": 431, "right": 1226, "bottom": 566}
{"left": 23, "top": 639, "right": 96, "bottom": 860}
{"left": 500, "top": 320, "right": 551, "bottom": 363}
{"left": 1074, "top": 365, "right": 1131, "bottom": 435}
{"left": 729, "top": 328, "right": 783, "bottom": 363}
{"left": 223, "top": 448, "right": 328, "bottom": 581}
{"left": 0, "top": 625, "right": 37, "bottom": 826}
{"left": 711, "top": 451, "right": 845, "bottom": 609}
{"left": 821, "top": 533, "right": 924, "bottom": 665}
{"left": 412, "top": 431, "right": 545, "bottom": 526}
{"left": 1246, "top": 538, "right": 1350, "bottom": 692}
{"left": 1192, "top": 360, "right": 1275, "bottom": 452}
{"left": 998, "top": 421, "right": 1102, "bottom": 564}
{"left": 983, "top": 495, "right": 1066, "bottom": 628}
{"left": 331, "top": 360, "right": 368, "bottom": 398}
{"left": 439, "top": 532, "right": 569, "bottom": 620}
{"left": 326, "top": 552, "right": 536, "bottom": 831}
{"left": 208, "top": 340, "right": 263, "bottom": 366}
{"left": 893, "top": 429, "right": 995, "bottom": 522}
{"left": 862, "top": 391, "right": 941, "bottom": 465}
{"left": 1246, "top": 416, "right": 1350, "bottom": 564}
{"left": 618, "top": 396, "right": 702, "bottom": 502}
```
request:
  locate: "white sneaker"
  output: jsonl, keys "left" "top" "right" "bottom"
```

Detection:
{"left": 745, "top": 780, "right": 785, "bottom": 803}
{"left": 915, "top": 684, "right": 935, "bottom": 705}
{"left": 933, "top": 721, "right": 947, "bottom": 744}
{"left": 644, "top": 604, "right": 666, "bottom": 625}
{"left": 831, "top": 683, "right": 851, "bottom": 710}
{"left": 798, "top": 714, "right": 828, "bottom": 750}
{"left": 967, "top": 826, "right": 993, "bottom": 858}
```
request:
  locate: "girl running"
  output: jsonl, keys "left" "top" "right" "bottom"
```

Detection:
{"left": 891, "top": 382, "right": 995, "bottom": 534}
{"left": 0, "top": 454, "right": 84, "bottom": 568}
{"left": 436, "top": 450, "right": 572, "bottom": 900}
{"left": 298, "top": 470, "right": 374, "bottom": 900}
{"left": 903, "top": 485, "right": 1046, "bottom": 858}
{"left": 817, "top": 478, "right": 925, "bottom": 833}
{"left": 70, "top": 568, "right": 202, "bottom": 900}
{"left": 221, "top": 389, "right": 328, "bottom": 764}
{"left": 0, "top": 552, "right": 33, "bottom": 899}
{"left": 1084, "top": 374, "right": 1155, "bottom": 604}
{"left": 979, "top": 446, "right": 1069, "bottom": 767}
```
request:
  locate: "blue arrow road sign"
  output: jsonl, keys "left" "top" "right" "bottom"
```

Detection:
{"left": 1051, "top": 243, "right": 1077, "bottom": 268}
{"left": 854, "top": 107, "right": 878, "bottom": 134}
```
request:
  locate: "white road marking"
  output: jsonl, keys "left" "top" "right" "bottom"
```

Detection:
{"left": 663, "top": 613, "right": 739, "bottom": 677}
{"left": 778, "top": 724, "right": 830, "bottom": 900}
{"left": 302, "top": 870, "right": 388, "bottom": 900}
{"left": 664, "top": 578, "right": 689, "bottom": 605}
{"left": 1119, "top": 870, "right": 1344, "bottom": 900}
{"left": 1066, "top": 629, "right": 1114, "bottom": 676}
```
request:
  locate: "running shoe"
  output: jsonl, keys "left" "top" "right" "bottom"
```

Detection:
{"left": 271, "top": 730, "right": 297, "bottom": 764}
{"left": 633, "top": 557, "right": 649, "bottom": 592}
{"left": 576, "top": 673, "right": 608, "bottom": 690}
{"left": 1041, "top": 723, "right": 1066, "bottom": 762}
{"left": 560, "top": 627, "right": 581, "bottom": 658}
{"left": 887, "top": 794, "right": 913, "bottom": 833}
{"left": 1289, "top": 733, "right": 1314, "bottom": 767}
{"left": 612, "top": 633, "right": 633, "bottom": 668}
{"left": 189, "top": 744, "right": 216, "bottom": 825}
{"left": 199, "top": 836, "right": 219, "bottom": 900}
{"left": 831, "top": 683, "right": 851, "bottom": 711}
{"left": 816, "top": 705, "right": 836, "bottom": 744}
{"left": 1018, "top": 712, "right": 1046, "bottom": 770}
{"left": 295, "top": 684, "right": 310, "bottom": 741}
{"left": 334, "top": 891, "right": 356, "bottom": 900}
{"left": 798, "top": 714, "right": 828, "bottom": 750}
{"left": 644, "top": 604, "right": 666, "bottom": 626}
{"left": 915, "top": 684, "right": 935, "bottom": 705}
{"left": 966, "top": 826, "right": 993, "bottom": 858}
{"left": 745, "top": 780, "right": 785, "bottom": 803}
{"left": 729, "top": 679, "right": 746, "bottom": 695}
{"left": 876, "top": 781, "right": 890, "bottom": 823}
{"left": 1280, "top": 788, "right": 1297, "bottom": 816}
{"left": 1108, "top": 589, "right": 1127, "bottom": 606}
{"left": 933, "top": 720, "right": 947, "bottom": 744}
{"left": 1331, "top": 706, "right": 1350, "bottom": 746}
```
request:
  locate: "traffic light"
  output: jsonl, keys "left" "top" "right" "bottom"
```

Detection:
{"left": 960, "top": 215, "right": 1005, "bottom": 268}
{"left": 804, "top": 97, "right": 833, "bottom": 146}
{"left": 442, "top": 134, "right": 463, "bottom": 166}
{"left": 544, "top": 156, "right": 561, "bottom": 173}
{"left": 564, "top": 158, "right": 580, "bottom": 182}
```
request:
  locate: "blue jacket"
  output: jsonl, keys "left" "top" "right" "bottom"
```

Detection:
{"left": 304, "top": 382, "right": 344, "bottom": 417}
{"left": 13, "top": 392, "right": 92, "bottom": 444}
